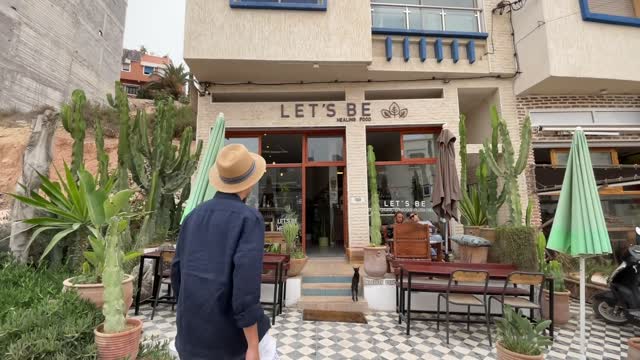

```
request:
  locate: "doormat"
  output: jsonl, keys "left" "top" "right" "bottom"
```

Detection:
{"left": 303, "top": 309, "right": 368, "bottom": 324}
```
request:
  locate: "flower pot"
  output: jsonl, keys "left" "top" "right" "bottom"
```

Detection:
{"left": 364, "top": 246, "right": 387, "bottom": 278}
{"left": 496, "top": 341, "right": 544, "bottom": 360}
{"left": 541, "top": 289, "right": 571, "bottom": 325}
{"left": 318, "top": 236, "right": 329, "bottom": 247}
{"left": 457, "top": 245, "right": 489, "bottom": 264}
{"left": 288, "top": 256, "right": 308, "bottom": 277}
{"left": 479, "top": 227, "right": 497, "bottom": 243}
{"left": 95, "top": 317, "right": 143, "bottom": 360}
{"left": 628, "top": 337, "right": 640, "bottom": 360}
{"left": 63, "top": 274, "right": 134, "bottom": 312}
{"left": 464, "top": 226, "right": 482, "bottom": 236}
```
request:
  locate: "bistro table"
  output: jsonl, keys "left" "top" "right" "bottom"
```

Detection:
{"left": 262, "top": 253, "right": 288, "bottom": 325}
{"left": 134, "top": 251, "right": 162, "bottom": 315}
{"left": 398, "top": 261, "right": 555, "bottom": 339}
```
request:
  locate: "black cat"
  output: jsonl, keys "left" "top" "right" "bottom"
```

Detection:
{"left": 351, "top": 267, "right": 360, "bottom": 302}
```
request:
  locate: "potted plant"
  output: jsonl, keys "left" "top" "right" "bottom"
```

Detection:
{"left": 11, "top": 166, "right": 141, "bottom": 311}
{"left": 537, "top": 233, "right": 571, "bottom": 325}
{"left": 94, "top": 215, "right": 143, "bottom": 360}
{"left": 282, "top": 211, "right": 306, "bottom": 277}
{"left": 364, "top": 145, "right": 387, "bottom": 278}
{"left": 495, "top": 306, "right": 552, "bottom": 360}
{"left": 459, "top": 186, "right": 487, "bottom": 236}
{"left": 318, "top": 213, "right": 329, "bottom": 248}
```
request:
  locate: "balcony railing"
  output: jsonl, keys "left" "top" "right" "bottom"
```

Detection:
{"left": 371, "top": 2, "right": 482, "bottom": 34}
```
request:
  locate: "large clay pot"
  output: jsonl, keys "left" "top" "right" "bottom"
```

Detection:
{"left": 95, "top": 317, "right": 143, "bottom": 360}
{"left": 541, "top": 289, "right": 571, "bottom": 325}
{"left": 288, "top": 256, "right": 308, "bottom": 277}
{"left": 479, "top": 227, "right": 497, "bottom": 243}
{"left": 63, "top": 274, "right": 134, "bottom": 312}
{"left": 464, "top": 226, "right": 482, "bottom": 236}
{"left": 628, "top": 338, "right": 640, "bottom": 360}
{"left": 364, "top": 246, "right": 387, "bottom": 278}
{"left": 457, "top": 245, "right": 489, "bottom": 264}
{"left": 496, "top": 341, "right": 544, "bottom": 360}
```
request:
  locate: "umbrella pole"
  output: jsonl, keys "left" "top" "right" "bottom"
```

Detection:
{"left": 580, "top": 257, "right": 587, "bottom": 360}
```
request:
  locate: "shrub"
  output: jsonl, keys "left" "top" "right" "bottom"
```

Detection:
{"left": 84, "top": 102, "right": 120, "bottom": 138}
{"left": 496, "top": 305, "right": 551, "bottom": 355}
{"left": 173, "top": 105, "right": 196, "bottom": 139}
{"left": 0, "top": 259, "right": 102, "bottom": 359}
{"left": 493, "top": 226, "right": 538, "bottom": 271}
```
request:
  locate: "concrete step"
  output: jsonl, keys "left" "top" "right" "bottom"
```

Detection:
{"left": 302, "top": 282, "right": 352, "bottom": 296}
{"left": 302, "top": 275, "right": 352, "bottom": 284}
{"left": 302, "top": 283, "right": 351, "bottom": 289}
{"left": 297, "top": 296, "right": 369, "bottom": 313}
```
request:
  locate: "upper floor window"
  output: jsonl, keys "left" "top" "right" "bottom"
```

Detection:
{"left": 143, "top": 66, "right": 154, "bottom": 76}
{"left": 122, "top": 63, "right": 130, "bottom": 72}
{"left": 371, "top": 0, "right": 482, "bottom": 33}
{"left": 230, "top": 0, "right": 326, "bottom": 11}
{"left": 580, "top": 0, "right": 640, "bottom": 27}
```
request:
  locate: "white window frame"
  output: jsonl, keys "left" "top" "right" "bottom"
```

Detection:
{"left": 370, "top": 0, "right": 484, "bottom": 33}
{"left": 143, "top": 66, "right": 154, "bottom": 76}
{"left": 122, "top": 63, "right": 131, "bottom": 72}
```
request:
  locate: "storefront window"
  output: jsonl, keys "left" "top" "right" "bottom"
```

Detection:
{"left": 224, "top": 137, "right": 259, "bottom": 153}
{"left": 307, "top": 137, "right": 344, "bottom": 162}
{"left": 262, "top": 134, "right": 302, "bottom": 164}
{"left": 367, "top": 131, "right": 401, "bottom": 161}
{"left": 252, "top": 168, "right": 303, "bottom": 232}
{"left": 403, "top": 133, "right": 436, "bottom": 158}
{"left": 375, "top": 164, "right": 436, "bottom": 225}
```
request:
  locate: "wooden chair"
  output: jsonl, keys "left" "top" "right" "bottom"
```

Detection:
{"left": 436, "top": 270, "right": 492, "bottom": 346}
{"left": 393, "top": 222, "right": 430, "bottom": 259}
{"left": 151, "top": 250, "right": 177, "bottom": 320}
{"left": 489, "top": 271, "right": 545, "bottom": 321}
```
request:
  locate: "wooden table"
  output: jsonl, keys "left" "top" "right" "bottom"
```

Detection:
{"left": 134, "top": 251, "right": 162, "bottom": 315}
{"left": 398, "top": 261, "right": 555, "bottom": 339}
{"left": 262, "top": 254, "right": 288, "bottom": 325}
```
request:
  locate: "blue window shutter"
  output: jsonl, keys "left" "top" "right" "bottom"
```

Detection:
{"left": 467, "top": 40, "right": 476, "bottom": 64}
{"left": 403, "top": 37, "right": 410, "bottom": 62}
{"left": 385, "top": 36, "right": 393, "bottom": 61}
{"left": 451, "top": 39, "right": 460, "bottom": 63}
{"left": 419, "top": 38, "right": 427, "bottom": 62}
{"left": 435, "top": 39, "right": 443, "bottom": 63}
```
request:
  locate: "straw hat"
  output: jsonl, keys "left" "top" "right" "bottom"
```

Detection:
{"left": 209, "top": 144, "right": 266, "bottom": 193}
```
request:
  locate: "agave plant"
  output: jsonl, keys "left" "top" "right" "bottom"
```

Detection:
{"left": 459, "top": 186, "right": 488, "bottom": 226}
{"left": 496, "top": 306, "right": 552, "bottom": 356}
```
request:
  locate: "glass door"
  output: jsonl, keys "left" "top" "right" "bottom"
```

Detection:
{"left": 305, "top": 166, "right": 345, "bottom": 257}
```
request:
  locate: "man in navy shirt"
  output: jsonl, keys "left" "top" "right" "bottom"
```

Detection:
{"left": 172, "top": 144, "right": 274, "bottom": 359}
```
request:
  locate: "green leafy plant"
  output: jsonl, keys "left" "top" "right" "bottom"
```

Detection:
{"left": 459, "top": 113, "right": 468, "bottom": 194}
{"left": 266, "top": 243, "right": 282, "bottom": 254}
{"left": 496, "top": 305, "right": 552, "bottom": 356}
{"left": 459, "top": 186, "right": 488, "bottom": 226}
{"left": 138, "top": 337, "right": 174, "bottom": 360}
{"left": 494, "top": 226, "right": 537, "bottom": 271}
{"left": 282, "top": 208, "right": 303, "bottom": 259}
{"left": 367, "top": 145, "right": 382, "bottom": 246}
{"left": 547, "top": 260, "right": 566, "bottom": 292}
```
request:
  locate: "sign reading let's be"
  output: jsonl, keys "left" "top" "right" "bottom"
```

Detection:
{"left": 279, "top": 102, "right": 408, "bottom": 123}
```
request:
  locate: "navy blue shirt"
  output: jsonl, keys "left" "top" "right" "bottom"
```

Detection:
{"left": 171, "top": 192, "right": 270, "bottom": 359}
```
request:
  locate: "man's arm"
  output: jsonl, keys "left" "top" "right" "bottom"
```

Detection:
{"left": 232, "top": 215, "right": 265, "bottom": 350}
{"left": 171, "top": 225, "right": 186, "bottom": 300}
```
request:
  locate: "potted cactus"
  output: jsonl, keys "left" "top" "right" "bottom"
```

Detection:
{"left": 495, "top": 306, "right": 551, "bottom": 360}
{"left": 94, "top": 216, "right": 143, "bottom": 360}
{"left": 364, "top": 145, "right": 387, "bottom": 278}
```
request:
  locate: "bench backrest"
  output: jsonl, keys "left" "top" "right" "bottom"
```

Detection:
{"left": 393, "top": 222, "right": 430, "bottom": 259}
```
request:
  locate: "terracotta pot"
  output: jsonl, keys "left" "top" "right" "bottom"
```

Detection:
{"left": 95, "top": 317, "right": 143, "bottom": 360}
{"left": 457, "top": 245, "right": 489, "bottom": 264}
{"left": 464, "top": 226, "right": 482, "bottom": 236}
{"left": 288, "top": 256, "right": 308, "bottom": 277}
{"left": 63, "top": 274, "right": 134, "bottom": 312}
{"left": 628, "top": 338, "right": 640, "bottom": 360}
{"left": 496, "top": 341, "right": 544, "bottom": 360}
{"left": 479, "top": 227, "right": 497, "bottom": 243}
{"left": 364, "top": 246, "right": 387, "bottom": 278}
{"left": 541, "top": 289, "right": 571, "bottom": 325}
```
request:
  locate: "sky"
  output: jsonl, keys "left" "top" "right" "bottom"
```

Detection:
{"left": 122, "top": 0, "right": 187, "bottom": 66}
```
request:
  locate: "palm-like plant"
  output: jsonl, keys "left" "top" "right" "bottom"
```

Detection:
{"left": 459, "top": 185, "right": 488, "bottom": 226}
{"left": 142, "top": 63, "right": 189, "bottom": 100}
{"left": 496, "top": 306, "right": 552, "bottom": 356}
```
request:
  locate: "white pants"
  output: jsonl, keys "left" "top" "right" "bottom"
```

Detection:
{"left": 259, "top": 333, "right": 279, "bottom": 360}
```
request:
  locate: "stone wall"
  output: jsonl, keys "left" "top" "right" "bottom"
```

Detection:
{"left": 0, "top": 0, "right": 127, "bottom": 111}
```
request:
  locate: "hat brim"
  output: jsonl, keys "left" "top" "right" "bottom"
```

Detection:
{"left": 209, "top": 153, "right": 267, "bottom": 194}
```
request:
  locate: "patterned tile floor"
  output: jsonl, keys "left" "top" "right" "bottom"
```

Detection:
{"left": 131, "top": 301, "right": 639, "bottom": 359}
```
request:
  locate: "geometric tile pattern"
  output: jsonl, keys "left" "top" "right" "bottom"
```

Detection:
{"left": 130, "top": 301, "right": 639, "bottom": 359}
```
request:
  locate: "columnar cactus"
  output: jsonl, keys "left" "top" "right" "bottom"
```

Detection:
{"left": 459, "top": 113, "right": 468, "bottom": 194}
{"left": 61, "top": 89, "right": 87, "bottom": 176}
{"left": 94, "top": 115, "right": 110, "bottom": 187}
{"left": 102, "top": 216, "right": 126, "bottom": 334}
{"left": 483, "top": 108, "right": 532, "bottom": 225}
{"left": 107, "top": 82, "right": 132, "bottom": 191}
{"left": 129, "top": 99, "right": 202, "bottom": 247}
{"left": 368, "top": 145, "right": 382, "bottom": 246}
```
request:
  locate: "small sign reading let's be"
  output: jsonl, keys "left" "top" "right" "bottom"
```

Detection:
{"left": 279, "top": 102, "right": 408, "bottom": 123}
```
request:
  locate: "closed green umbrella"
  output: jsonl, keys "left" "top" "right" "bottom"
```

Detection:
{"left": 547, "top": 128, "right": 611, "bottom": 360}
{"left": 180, "top": 113, "right": 226, "bottom": 223}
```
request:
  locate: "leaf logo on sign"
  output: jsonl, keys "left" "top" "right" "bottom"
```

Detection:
{"left": 381, "top": 102, "right": 408, "bottom": 119}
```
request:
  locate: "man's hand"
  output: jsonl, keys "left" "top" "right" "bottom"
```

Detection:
{"left": 246, "top": 345, "right": 260, "bottom": 360}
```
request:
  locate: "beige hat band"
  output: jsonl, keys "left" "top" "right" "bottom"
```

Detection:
{"left": 219, "top": 160, "right": 257, "bottom": 185}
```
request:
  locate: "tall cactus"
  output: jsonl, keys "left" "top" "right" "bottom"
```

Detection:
{"left": 459, "top": 114, "right": 468, "bottom": 194}
{"left": 107, "top": 81, "right": 132, "bottom": 191}
{"left": 129, "top": 99, "right": 203, "bottom": 247}
{"left": 94, "top": 115, "right": 110, "bottom": 187}
{"left": 61, "top": 89, "right": 87, "bottom": 176}
{"left": 368, "top": 145, "right": 382, "bottom": 246}
{"left": 102, "top": 216, "right": 126, "bottom": 333}
{"left": 483, "top": 109, "right": 532, "bottom": 225}
{"left": 477, "top": 106, "right": 507, "bottom": 227}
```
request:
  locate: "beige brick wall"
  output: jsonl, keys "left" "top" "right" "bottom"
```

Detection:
{"left": 518, "top": 94, "right": 640, "bottom": 227}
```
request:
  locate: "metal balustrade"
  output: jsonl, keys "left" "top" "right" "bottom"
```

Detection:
{"left": 371, "top": 2, "right": 482, "bottom": 33}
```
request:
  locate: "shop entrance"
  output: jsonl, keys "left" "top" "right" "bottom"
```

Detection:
{"left": 224, "top": 130, "right": 347, "bottom": 257}
{"left": 305, "top": 166, "right": 345, "bottom": 257}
